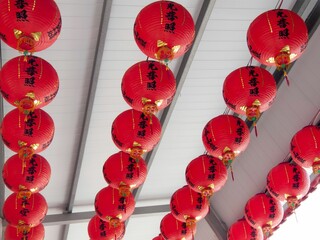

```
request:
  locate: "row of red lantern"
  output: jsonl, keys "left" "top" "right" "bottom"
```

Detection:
{"left": 225, "top": 6, "right": 318, "bottom": 240}
{"left": 228, "top": 123, "right": 320, "bottom": 239}
{"left": 151, "top": 114, "right": 251, "bottom": 239}
{"left": 222, "top": 8, "right": 309, "bottom": 129}
{"left": 0, "top": 0, "right": 62, "bottom": 238}
{"left": 152, "top": 4, "right": 312, "bottom": 240}
{"left": 88, "top": 0, "right": 196, "bottom": 238}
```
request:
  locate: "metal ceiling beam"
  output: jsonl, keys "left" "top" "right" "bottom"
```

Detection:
{"left": 61, "top": 1, "right": 113, "bottom": 239}
{"left": 2, "top": 204, "right": 170, "bottom": 227}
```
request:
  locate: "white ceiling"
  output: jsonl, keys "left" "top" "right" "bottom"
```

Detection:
{"left": 1, "top": 0, "right": 320, "bottom": 239}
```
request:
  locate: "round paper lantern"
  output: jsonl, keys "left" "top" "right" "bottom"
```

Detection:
{"left": 0, "top": 0, "right": 62, "bottom": 53}
{"left": 103, "top": 151, "right": 147, "bottom": 196}
{"left": 134, "top": 1, "right": 195, "bottom": 63}
{"left": 160, "top": 213, "right": 194, "bottom": 240}
{"left": 202, "top": 115, "right": 250, "bottom": 166}
{"left": 247, "top": 9, "right": 308, "bottom": 70}
{"left": 290, "top": 125, "right": 320, "bottom": 173}
{"left": 3, "top": 192, "right": 48, "bottom": 228}
{"left": 223, "top": 66, "right": 277, "bottom": 123}
{"left": 121, "top": 60, "right": 176, "bottom": 115}
{"left": 228, "top": 218, "right": 263, "bottom": 240}
{"left": 1, "top": 108, "right": 55, "bottom": 159}
{"left": 0, "top": 55, "right": 59, "bottom": 113}
{"left": 266, "top": 162, "right": 310, "bottom": 209}
{"left": 2, "top": 154, "right": 51, "bottom": 194}
{"left": 5, "top": 224, "right": 45, "bottom": 240}
{"left": 244, "top": 193, "right": 284, "bottom": 238}
{"left": 170, "top": 185, "right": 209, "bottom": 226}
{"left": 111, "top": 109, "right": 162, "bottom": 158}
{"left": 95, "top": 186, "right": 136, "bottom": 226}
{"left": 185, "top": 154, "right": 227, "bottom": 197}
{"left": 88, "top": 215, "right": 125, "bottom": 240}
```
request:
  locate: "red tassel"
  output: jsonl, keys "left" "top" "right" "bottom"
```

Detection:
{"left": 254, "top": 124, "right": 258, "bottom": 137}
{"left": 230, "top": 165, "right": 235, "bottom": 181}
{"left": 284, "top": 72, "right": 290, "bottom": 86}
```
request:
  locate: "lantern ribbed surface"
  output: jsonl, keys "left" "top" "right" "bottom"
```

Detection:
{"left": 290, "top": 125, "right": 320, "bottom": 170}
{"left": 3, "top": 192, "right": 48, "bottom": 227}
{"left": 111, "top": 109, "right": 162, "bottom": 153}
{"left": 88, "top": 215, "right": 125, "bottom": 240}
{"left": 0, "top": 0, "right": 62, "bottom": 52}
{"left": 5, "top": 224, "right": 45, "bottom": 240}
{"left": 185, "top": 154, "right": 227, "bottom": 196}
{"left": 2, "top": 154, "right": 51, "bottom": 193}
{"left": 170, "top": 185, "right": 209, "bottom": 223}
{"left": 244, "top": 193, "right": 283, "bottom": 233}
{"left": 134, "top": 1, "right": 195, "bottom": 61}
{"left": 202, "top": 115, "right": 250, "bottom": 160}
{"left": 0, "top": 55, "right": 59, "bottom": 109}
{"left": 228, "top": 218, "right": 263, "bottom": 240}
{"left": 247, "top": 9, "right": 308, "bottom": 67}
{"left": 1, "top": 108, "right": 55, "bottom": 154}
{"left": 266, "top": 162, "right": 310, "bottom": 202}
{"left": 223, "top": 66, "right": 277, "bottom": 116}
{"left": 103, "top": 151, "right": 147, "bottom": 190}
{"left": 94, "top": 186, "right": 136, "bottom": 223}
{"left": 160, "top": 213, "right": 194, "bottom": 240}
{"left": 121, "top": 60, "right": 176, "bottom": 113}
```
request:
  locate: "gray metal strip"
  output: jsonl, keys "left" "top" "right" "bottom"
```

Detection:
{"left": 205, "top": 206, "right": 228, "bottom": 240}
{"left": 1, "top": 205, "right": 170, "bottom": 227}
{"left": 61, "top": 0, "right": 113, "bottom": 239}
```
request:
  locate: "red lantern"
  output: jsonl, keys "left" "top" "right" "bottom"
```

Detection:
{"left": 103, "top": 151, "right": 147, "bottom": 196}
{"left": 5, "top": 224, "right": 45, "bottom": 240}
{"left": 244, "top": 193, "right": 283, "bottom": 238}
{"left": 153, "top": 235, "right": 165, "bottom": 240}
{"left": 111, "top": 109, "right": 162, "bottom": 158}
{"left": 160, "top": 213, "right": 194, "bottom": 240}
{"left": 121, "top": 60, "right": 176, "bottom": 115}
{"left": 94, "top": 186, "right": 136, "bottom": 226}
{"left": 88, "top": 215, "right": 125, "bottom": 240}
{"left": 222, "top": 66, "right": 276, "bottom": 123}
{"left": 3, "top": 192, "right": 48, "bottom": 228}
{"left": 170, "top": 185, "right": 209, "bottom": 226}
{"left": 134, "top": 1, "right": 195, "bottom": 63}
{"left": 2, "top": 154, "right": 51, "bottom": 194}
{"left": 0, "top": 0, "right": 62, "bottom": 53}
{"left": 1, "top": 108, "right": 55, "bottom": 159}
{"left": 202, "top": 115, "right": 250, "bottom": 166}
{"left": 0, "top": 55, "right": 59, "bottom": 113}
{"left": 228, "top": 218, "right": 263, "bottom": 240}
{"left": 247, "top": 9, "right": 308, "bottom": 70}
{"left": 185, "top": 154, "right": 227, "bottom": 197}
{"left": 290, "top": 125, "right": 320, "bottom": 173}
{"left": 266, "top": 162, "right": 310, "bottom": 209}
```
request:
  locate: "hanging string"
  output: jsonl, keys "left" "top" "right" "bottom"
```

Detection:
{"left": 246, "top": 56, "right": 253, "bottom": 67}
